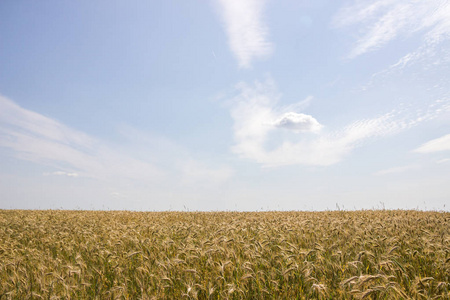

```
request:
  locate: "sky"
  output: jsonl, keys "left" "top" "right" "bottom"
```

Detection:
{"left": 1, "top": 0, "right": 449, "bottom": 211}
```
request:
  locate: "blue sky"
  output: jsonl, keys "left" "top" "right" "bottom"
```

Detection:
{"left": 1, "top": 0, "right": 449, "bottom": 211}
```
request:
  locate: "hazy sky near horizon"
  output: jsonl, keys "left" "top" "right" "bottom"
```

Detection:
{"left": 1, "top": 0, "right": 449, "bottom": 211}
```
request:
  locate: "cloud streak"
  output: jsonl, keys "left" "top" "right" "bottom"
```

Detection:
{"left": 228, "top": 79, "right": 450, "bottom": 167}
{"left": 0, "top": 96, "right": 163, "bottom": 182}
{"left": 180, "top": 159, "right": 233, "bottom": 188}
{"left": 374, "top": 165, "right": 419, "bottom": 176}
{"left": 334, "top": 0, "right": 450, "bottom": 59}
{"left": 414, "top": 134, "right": 450, "bottom": 153}
{"left": 0, "top": 95, "right": 232, "bottom": 188}
{"left": 43, "top": 171, "right": 79, "bottom": 177}
{"left": 215, "top": 0, "right": 273, "bottom": 68}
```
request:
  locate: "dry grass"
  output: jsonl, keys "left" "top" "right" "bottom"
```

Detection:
{"left": 0, "top": 210, "right": 449, "bottom": 299}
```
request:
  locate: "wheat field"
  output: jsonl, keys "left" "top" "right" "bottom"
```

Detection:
{"left": 0, "top": 210, "right": 449, "bottom": 299}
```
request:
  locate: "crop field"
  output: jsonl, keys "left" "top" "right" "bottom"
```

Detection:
{"left": 0, "top": 210, "right": 449, "bottom": 299}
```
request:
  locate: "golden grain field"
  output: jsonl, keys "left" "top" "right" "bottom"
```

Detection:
{"left": 0, "top": 210, "right": 449, "bottom": 299}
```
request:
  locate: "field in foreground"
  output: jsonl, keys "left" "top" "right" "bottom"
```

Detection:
{"left": 0, "top": 210, "right": 449, "bottom": 299}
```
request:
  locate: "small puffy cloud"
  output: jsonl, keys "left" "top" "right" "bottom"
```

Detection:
{"left": 227, "top": 79, "right": 450, "bottom": 167}
{"left": 273, "top": 112, "right": 323, "bottom": 133}
{"left": 414, "top": 134, "right": 450, "bottom": 153}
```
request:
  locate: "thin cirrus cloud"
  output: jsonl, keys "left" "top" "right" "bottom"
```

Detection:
{"left": 116, "top": 124, "right": 234, "bottom": 189}
{"left": 0, "top": 95, "right": 164, "bottom": 182}
{"left": 0, "top": 95, "right": 231, "bottom": 187}
{"left": 228, "top": 79, "right": 450, "bottom": 167}
{"left": 436, "top": 158, "right": 450, "bottom": 164}
{"left": 374, "top": 165, "right": 420, "bottom": 176}
{"left": 215, "top": 0, "right": 273, "bottom": 68}
{"left": 413, "top": 134, "right": 450, "bottom": 153}
{"left": 333, "top": 0, "right": 450, "bottom": 59}
{"left": 180, "top": 159, "right": 233, "bottom": 188}
{"left": 43, "top": 171, "right": 79, "bottom": 177}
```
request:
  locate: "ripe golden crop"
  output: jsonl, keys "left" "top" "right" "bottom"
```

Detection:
{"left": 0, "top": 210, "right": 448, "bottom": 299}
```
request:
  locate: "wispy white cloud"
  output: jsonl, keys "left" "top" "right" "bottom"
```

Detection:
{"left": 0, "top": 95, "right": 232, "bottom": 188}
{"left": 180, "top": 159, "right": 233, "bottom": 188}
{"left": 334, "top": 0, "right": 450, "bottom": 59}
{"left": 110, "top": 191, "right": 127, "bottom": 199}
{"left": 414, "top": 134, "right": 450, "bottom": 153}
{"left": 116, "top": 124, "right": 233, "bottom": 188}
{"left": 43, "top": 171, "right": 79, "bottom": 177}
{"left": 228, "top": 79, "right": 450, "bottom": 167}
{"left": 0, "top": 97, "right": 163, "bottom": 182}
{"left": 215, "top": 0, "right": 273, "bottom": 68}
{"left": 374, "top": 165, "right": 419, "bottom": 176}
